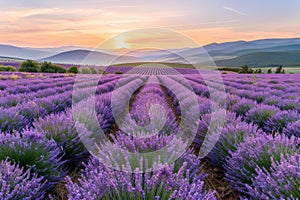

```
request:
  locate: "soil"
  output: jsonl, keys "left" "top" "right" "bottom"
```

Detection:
{"left": 201, "top": 158, "right": 240, "bottom": 200}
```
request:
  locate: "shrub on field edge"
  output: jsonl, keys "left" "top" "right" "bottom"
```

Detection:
{"left": 19, "top": 60, "right": 40, "bottom": 72}
{"left": 40, "top": 62, "right": 66, "bottom": 73}
{"left": 80, "top": 67, "right": 92, "bottom": 74}
{"left": 0, "top": 65, "right": 17, "bottom": 72}
{"left": 98, "top": 68, "right": 108, "bottom": 74}
{"left": 114, "top": 70, "right": 123, "bottom": 74}
{"left": 67, "top": 65, "right": 79, "bottom": 74}
{"left": 90, "top": 67, "right": 97, "bottom": 74}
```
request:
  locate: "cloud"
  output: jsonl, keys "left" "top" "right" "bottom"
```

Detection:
{"left": 223, "top": 6, "right": 248, "bottom": 16}
{"left": 157, "top": 20, "right": 237, "bottom": 30}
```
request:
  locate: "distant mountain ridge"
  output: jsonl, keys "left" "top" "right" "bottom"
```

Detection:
{"left": 40, "top": 49, "right": 139, "bottom": 65}
{"left": 215, "top": 51, "right": 300, "bottom": 67}
{"left": 1, "top": 37, "right": 300, "bottom": 66}
{"left": 0, "top": 44, "right": 55, "bottom": 60}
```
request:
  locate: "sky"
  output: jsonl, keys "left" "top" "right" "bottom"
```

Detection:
{"left": 1, "top": 0, "right": 300, "bottom": 49}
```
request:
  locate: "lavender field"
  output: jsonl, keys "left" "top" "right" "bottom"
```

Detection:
{"left": 0, "top": 70, "right": 300, "bottom": 200}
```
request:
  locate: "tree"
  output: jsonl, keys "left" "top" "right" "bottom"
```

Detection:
{"left": 19, "top": 60, "right": 40, "bottom": 72}
{"left": 275, "top": 65, "right": 284, "bottom": 74}
{"left": 40, "top": 62, "right": 52, "bottom": 73}
{"left": 114, "top": 71, "right": 123, "bottom": 74}
{"left": 67, "top": 66, "right": 79, "bottom": 74}
{"left": 267, "top": 69, "right": 272, "bottom": 74}
{"left": 254, "top": 68, "right": 262, "bottom": 74}
{"left": 81, "top": 67, "right": 91, "bottom": 74}
{"left": 89, "top": 67, "right": 97, "bottom": 74}
{"left": 98, "top": 69, "right": 108, "bottom": 74}
{"left": 240, "top": 65, "right": 254, "bottom": 74}
{"left": 40, "top": 62, "right": 66, "bottom": 73}
{"left": 241, "top": 65, "right": 249, "bottom": 73}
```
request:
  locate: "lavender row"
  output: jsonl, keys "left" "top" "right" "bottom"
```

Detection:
{"left": 114, "top": 76, "right": 178, "bottom": 152}
{"left": 0, "top": 75, "right": 152, "bottom": 199}
{"left": 205, "top": 116, "right": 300, "bottom": 199}
{"left": 0, "top": 76, "right": 123, "bottom": 132}
{"left": 68, "top": 75, "right": 216, "bottom": 199}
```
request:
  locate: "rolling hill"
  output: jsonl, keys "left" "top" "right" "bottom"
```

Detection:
{"left": 215, "top": 51, "right": 300, "bottom": 67}
{"left": 40, "top": 49, "right": 139, "bottom": 65}
{"left": 0, "top": 44, "right": 55, "bottom": 60}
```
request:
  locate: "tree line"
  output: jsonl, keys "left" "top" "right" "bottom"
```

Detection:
{"left": 1, "top": 60, "right": 123, "bottom": 74}
{"left": 218, "top": 65, "right": 287, "bottom": 74}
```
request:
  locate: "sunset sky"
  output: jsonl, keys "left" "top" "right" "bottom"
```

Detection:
{"left": 1, "top": 0, "right": 300, "bottom": 49}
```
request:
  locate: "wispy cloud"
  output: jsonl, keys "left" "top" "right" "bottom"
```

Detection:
{"left": 157, "top": 20, "right": 237, "bottom": 30}
{"left": 223, "top": 6, "right": 248, "bottom": 16}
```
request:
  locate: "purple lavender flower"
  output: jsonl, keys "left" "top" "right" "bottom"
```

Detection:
{"left": 0, "top": 159, "right": 46, "bottom": 200}
{"left": 246, "top": 154, "right": 300, "bottom": 199}
{"left": 245, "top": 104, "right": 280, "bottom": 129}
{"left": 0, "top": 107, "right": 28, "bottom": 132}
{"left": 233, "top": 98, "right": 257, "bottom": 117}
{"left": 278, "top": 99, "right": 300, "bottom": 111}
{"left": 283, "top": 119, "right": 300, "bottom": 138}
{"left": 66, "top": 154, "right": 215, "bottom": 200}
{"left": 225, "top": 132, "right": 299, "bottom": 193}
{"left": 208, "top": 121, "right": 262, "bottom": 168}
{"left": 263, "top": 95, "right": 279, "bottom": 106}
{"left": 264, "top": 110, "right": 299, "bottom": 133}
{"left": 0, "top": 130, "right": 65, "bottom": 190}
{"left": 34, "top": 110, "right": 89, "bottom": 170}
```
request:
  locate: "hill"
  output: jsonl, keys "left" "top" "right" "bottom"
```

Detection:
{"left": 215, "top": 51, "right": 300, "bottom": 67}
{"left": 0, "top": 44, "right": 55, "bottom": 60}
{"left": 40, "top": 50, "right": 139, "bottom": 65}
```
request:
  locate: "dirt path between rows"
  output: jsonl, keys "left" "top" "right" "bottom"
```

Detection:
{"left": 202, "top": 158, "right": 240, "bottom": 200}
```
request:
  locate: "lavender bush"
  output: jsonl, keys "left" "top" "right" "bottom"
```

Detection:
{"left": 0, "top": 159, "right": 46, "bottom": 200}
{"left": 264, "top": 110, "right": 299, "bottom": 133}
{"left": 225, "top": 133, "right": 299, "bottom": 193}
{"left": 233, "top": 98, "right": 257, "bottom": 117}
{"left": 283, "top": 119, "right": 300, "bottom": 138}
{"left": 0, "top": 107, "right": 28, "bottom": 132}
{"left": 208, "top": 121, "right": 261, "bottom": 168}
{"left": 246, "top": 154, "right": 300, "bottom": 199}
{"left": 245, "top": 104, "right": 280, "bottom": 129}
{"left": 0, "top": 130, "right": 65, "bottom": 190}
{"left": 34, "top": 110, "right": 89, "bottom": 170}
{"left": 66, "top": 155, "right": 215, "bottom": 200}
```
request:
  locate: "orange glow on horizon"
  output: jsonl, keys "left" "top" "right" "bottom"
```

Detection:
{"left": 1, "top": 29, "right": 300, "bottom": 49}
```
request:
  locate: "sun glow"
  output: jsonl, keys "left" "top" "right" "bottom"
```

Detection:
{"left": 112, "top": 36, "right": 130, "bottom": 49}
